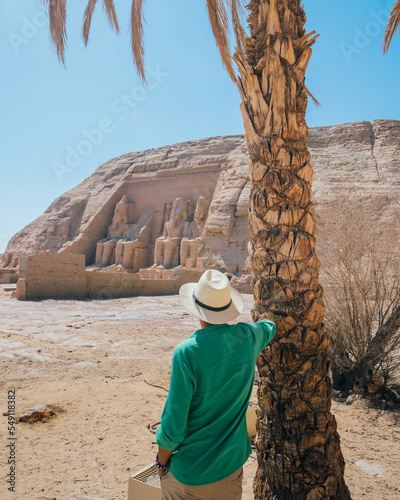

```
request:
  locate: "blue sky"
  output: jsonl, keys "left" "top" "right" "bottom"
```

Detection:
{"left": 1, "top": 0, "right": 399, "bottom": 254}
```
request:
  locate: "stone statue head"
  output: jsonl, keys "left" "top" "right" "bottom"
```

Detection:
{"left": 194, "top": 196, "right": 211, "bottom": 224}
{"left": 170, "top": 198, "right": 189, "bottom": 222}
{"left": 112, "top": 195, "right": 130, "bottom": 226}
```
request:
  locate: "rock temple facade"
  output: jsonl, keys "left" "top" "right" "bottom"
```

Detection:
{"left": 1, "top": 120, "right": 400, "bottom": 298}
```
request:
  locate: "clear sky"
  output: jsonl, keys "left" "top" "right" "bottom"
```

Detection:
{"left": 1, "top": 0, "right": 399, "bottom": 253}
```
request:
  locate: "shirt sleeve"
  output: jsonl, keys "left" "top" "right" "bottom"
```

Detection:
{"left": 249, "top": 319, "right": 276, "bottom": 354}
{"left": 156, "top": 346, "right": 196, "bottom": 451}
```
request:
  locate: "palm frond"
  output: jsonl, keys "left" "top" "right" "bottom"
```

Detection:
{"left": 130, "top": 0, "right": 146, "bottom": 84}
{"left": 46, "top": 0, "right": 68, "bottom": 65}
{"left": 229, "top": 0, "right": 247, "bottom": 51}
{"left": 304, "top": 85, "right": 321, "bottom": 108}
{"left": 383, "top": 0, "right": 400, "bottom": 53}
{"left": 206, "top": 0, "right": 236, "bottom": 81}
{"left": 82, "top": 0, "right": 98, "bottom": 46}
{"left": 102, "top": 0, "right": 120, "bottom": 35}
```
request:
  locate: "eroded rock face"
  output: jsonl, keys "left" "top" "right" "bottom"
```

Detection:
{"left": 2, "top": 120, "right": 400, "bottom": 274}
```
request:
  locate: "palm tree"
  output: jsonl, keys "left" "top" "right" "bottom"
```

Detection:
{"left": 41, "top": 0, "right": 399, "bottom": 497}
{"left": 232, "top": 1, "right": 350, "bottom": 497}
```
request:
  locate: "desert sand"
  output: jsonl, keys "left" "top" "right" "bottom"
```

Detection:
{"left": 0, "top": 285, "right": 399, "bottom": 499}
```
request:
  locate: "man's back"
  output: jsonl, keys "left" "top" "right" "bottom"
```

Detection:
{"left": 156, "top": 319, "right": 276, "bottom": 486}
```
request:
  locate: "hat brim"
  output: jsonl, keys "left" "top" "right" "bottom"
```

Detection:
{"left": 179, "top": 282, "right": 244, "bottom": 324}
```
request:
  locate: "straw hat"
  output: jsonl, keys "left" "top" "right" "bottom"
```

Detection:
{"left": 179, "top": 269, "right": 244, "bottom": 324}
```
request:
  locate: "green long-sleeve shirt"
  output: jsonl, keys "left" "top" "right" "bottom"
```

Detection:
{"left": 156, "top": 319, "right": 276, "bottom": 486}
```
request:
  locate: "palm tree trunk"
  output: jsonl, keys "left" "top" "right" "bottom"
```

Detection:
{"left": 234, "top": 1, "right": 351, "bottom": 498}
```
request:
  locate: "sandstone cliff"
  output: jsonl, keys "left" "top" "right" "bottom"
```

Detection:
{"left": 2, "top": 120, "right": 400, "bottom": 274}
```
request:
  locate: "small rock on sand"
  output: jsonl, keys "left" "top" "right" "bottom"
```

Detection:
{"left": 18, "top": 405, "right": 57, "bottom": 424}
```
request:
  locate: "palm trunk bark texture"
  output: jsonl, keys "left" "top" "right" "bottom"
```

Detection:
{"left": 234, "top": 1, "right": 351, "bottom": 498}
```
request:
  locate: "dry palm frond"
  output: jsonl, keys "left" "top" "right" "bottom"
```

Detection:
{"left": 383, "top": 0, "right": 400, "bottom": 54}
{"left": 102, "top": 0, "right": 120, "bottom": 35}
{"left": 82, "top": 0, "right": 98, "bottom": 46}
{"left": 229, "top": 0, "right": 247, "bottom": 51}
{"left": 44, "top": 0, "right": 68, "bottom": 65}
{"left": 130, "top": 0, "right": 146, "bottom": 84}
{"left": 206, "top": 0, "right": 236, "bottom": 81}
{"left": 304, "top": 85, "right": 321, "bottom": 107}
{"left": 42, "top": 0, "right": 247, "bottom": 85}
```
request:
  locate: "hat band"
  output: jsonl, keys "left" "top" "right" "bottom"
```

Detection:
{"left": 192, "top": 291, "right": 232, "bottom": 312}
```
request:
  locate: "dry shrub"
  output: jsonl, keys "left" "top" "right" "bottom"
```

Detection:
{"left": 318, "top": 194, "right": 400, "bottom": 397}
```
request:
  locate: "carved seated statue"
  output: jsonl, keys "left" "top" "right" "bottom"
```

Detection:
{"left": 180, "top": 196, "right": 211, "bottom": 267}
{"left": 114, "top": 208, "right": 155, "bottom": 270}
{"left": 153, "top": 198, "right": 190, "bottom": 268}
{"left": 95, "top": 195, "right": 133, "bottom": 267}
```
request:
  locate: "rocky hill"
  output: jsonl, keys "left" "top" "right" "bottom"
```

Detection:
{"left": 2, "top": 120, "right": 400, "bottom": 273}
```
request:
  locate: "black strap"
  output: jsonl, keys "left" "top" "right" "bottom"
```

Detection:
{"left": 192, "top": 291, "right": 232, "bottom": 312}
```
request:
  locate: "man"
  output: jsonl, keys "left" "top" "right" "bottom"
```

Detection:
{"left": 155, "top": 269, "right": 276, "bottom": 500}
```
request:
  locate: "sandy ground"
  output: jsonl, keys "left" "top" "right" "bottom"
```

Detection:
{"left": 0, "top": 285, "right": 399, "bottom": 500}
